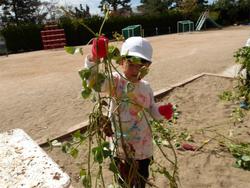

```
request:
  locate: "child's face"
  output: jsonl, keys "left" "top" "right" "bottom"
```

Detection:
{"left": 121, "top": 58, "right": 151, "bottom": 83}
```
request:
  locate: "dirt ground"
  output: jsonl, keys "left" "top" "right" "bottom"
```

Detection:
{"left": 164, "top": 75, "right": 250, "bottom": 188}
{"left": 45, "top": 75, "right": 250, "bottom": 188}
{"left": 1, "top": 25, "right": 250, "bottom": 143}
{"left": 1, "top": 26, "right": 250, "bottom": 188}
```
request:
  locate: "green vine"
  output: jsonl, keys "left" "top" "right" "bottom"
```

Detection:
{"left": 62, "top": 6, "right": 179, "bottom": 187}
{"left": 234, "top": 46, "right": 250, "bottom": 105}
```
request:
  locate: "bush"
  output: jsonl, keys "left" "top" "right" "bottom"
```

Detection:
{"left": 60, "top": 11, "right": 184, "bottom": 46}
{"left": 1, "top": 24, "right": 43, "bottom": 53}
{"left": 0, "top": 11, "right": 188, "bottom": 53}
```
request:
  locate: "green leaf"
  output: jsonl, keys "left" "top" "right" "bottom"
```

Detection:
{"left": 101, "top": 141, "right": 110, "bottom": 148}
{"left": 235, "top": 159, "right": 242, "bottom": 168}
{"left": 70, "top": 148, "right": 79, "bottom": 158}
{"left": 109, "top": 161, "right": 119, "bottom": 174}
{"left": 92, "top": 147, "right": 103, "bottom": 164}
{"left": 242, "top": 155, "right": 250, "bottom": 162}
{"left": 64, "top": 46, "right": 83, "bottom": 55}
{"left": 93, "top": 73, "right": 106, "bottom": 92}
{"left": 73, "top": 130, "right": 82, "bottom": 138}
{"left": 79, "top": 168, "right": 87, "bottom": 177}
{"left": 102, "top": 143, "right": 111, "bottom": 158}
{"left": 103, "top": 149, "right": 111, "bottom": 158}
{"left": 108, "top": 45, "right": 120, "bottom": 59}
{"left": 64, "top": 46, "right": 76, "bottom": 54}
{"left": 61, "top": 142, "right": 71, "bottom": 153}
{"left": 82, "top": 79, "right": 88, "bottom": 88}
{"left": 81, "top": 174, "right": 91, "bottom": 188}
{"left": 81, "top": 87, "right": 92, "bottom": 99}
{"left": 51, "top": 140, "right": 62, "bottom": 147}
{"left": 96, "top": 151, "right": 103, "bottom": 163}
{"left": 79, "top": 69, "right": 91, "bottom": 80}
{"left": 92, "top": 143, "right": 111, "bottom": 163}
{"left": 72, "top": 130, "right": 86, "bottom": 142}
{"left": 228, "top": 143, "right": 250, "bottom": 170}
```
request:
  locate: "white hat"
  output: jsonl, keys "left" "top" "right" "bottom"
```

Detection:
{"left": 245, "top": 38, "right": 250, "bottom": 47}
{"left": 120, "top": 37, "right": 153, "bottom": 62}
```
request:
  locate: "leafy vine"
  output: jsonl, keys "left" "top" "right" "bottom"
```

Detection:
{"left": 63, "top": 6, "right": 178, "bottom": 188}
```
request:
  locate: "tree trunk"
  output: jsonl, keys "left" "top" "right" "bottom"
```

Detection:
{"left": 12, "top": 0, "right": 19, "bottom": 25}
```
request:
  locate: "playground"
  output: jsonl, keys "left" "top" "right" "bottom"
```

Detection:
{"left": 46, "top": 74, "right": 250, "bottom": 188}
{"left": 1, "top": 25, "right": 250, "bottom": 187}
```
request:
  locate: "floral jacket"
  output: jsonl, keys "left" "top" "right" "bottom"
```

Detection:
{"left": 85, "top": 57, "right": 163, "bottom": 160}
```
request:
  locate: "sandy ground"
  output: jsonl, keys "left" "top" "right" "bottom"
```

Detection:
{"left": 164, "top": 75, "right": 250, "bottom": 188}
{"left": 1, "top": 25, "right": 250, "bottom": 143}
{"left": 0, "top": 25, "right": 250, "bottom": 187}
{"left": 45, "top": 75, "right": 250, "bottom": 188}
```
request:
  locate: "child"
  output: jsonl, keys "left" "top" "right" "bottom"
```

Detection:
{"left": 85, "top": 36, "right": 172, "bottom": 187}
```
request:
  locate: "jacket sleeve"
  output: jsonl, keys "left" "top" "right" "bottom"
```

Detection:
{"left": 148, "top": 85, "right": 164, "bottom": 121}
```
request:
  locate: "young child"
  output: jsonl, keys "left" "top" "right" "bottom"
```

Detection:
{"left": 85, "top": 36, "right": 172, "bottom": 187}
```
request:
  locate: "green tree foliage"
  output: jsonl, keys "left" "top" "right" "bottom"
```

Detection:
{"left": 0, "top": 0, "right": 42, "bottom": 25}
{"left": 236, "top": 0, "right": 250, "bottom": 22}
{"left": 99, "top": 0, "right": 132, "bottom": 15}
{"left": 138, "top": 0, "right": 178, "bottom": 15}
{"left": 212, "top": 0, "right": 238, "bottom": 25}
{"left": 1, "top": 23, "right": 42, "bottom": 52}
{"left": 178, "top": 0, "right": 208, "bottom": 18}
{"left": 179, "top": 0, "right": 199, "bottom": 17}
{"left": 61, "top": 3, "right": 92, "bottom": 19}
{"left": 74, "top": 4, "right": 91, "bottom": 18}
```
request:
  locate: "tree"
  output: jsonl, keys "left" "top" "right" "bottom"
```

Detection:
{"left": 197, "top": 0, "right": 208, "bottom": 8}
{"left": 212, "top": 0, "right": 238, "bottom": 24}
{"left": 178, "top": 0, "right": 200, "bottom": 17}
{"left": 60, "top": 3, "right": 91, "bottom": 19}
{"left": 74, "top": 4, "right": 91, "bottom": 19}
{"left": 99, "top": 0, "right": 132, "bottom": 16}
{"left": 237, "top": 0, "right": 250, "bottom": 22}
{"left": 138, "top": 0, "right": 173, "bottom": 15}
{"left": 40, "top": 0, "right": 63, "bottom": 21}
{"left": 1, "top": 0, "right": 42, "bottom": 25}
{"left": 179, "top": 0, "right": 197, "bottom": 13}
{"left": 174, "top": 0, "right": 208, "bottom": 13}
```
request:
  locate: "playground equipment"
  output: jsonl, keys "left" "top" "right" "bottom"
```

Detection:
{"left": 177, "top": 20, "right": 194, "bottom": 33}
{"left": 196, "top": 10, "right": 222, "bottom": 31}
{"left": 41, "top": 23, "right": 66, "bottom": 50}
{"left": 122, "top": 25, "right": 142, "bottom": 39}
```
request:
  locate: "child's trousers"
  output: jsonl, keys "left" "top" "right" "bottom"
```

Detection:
{"left": 114, "top": 157, "right": 151, "bottom": 188}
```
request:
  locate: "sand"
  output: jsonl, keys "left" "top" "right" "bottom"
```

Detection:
{"left": 1, "top": 26, "right": 250, "bottom": 143}
{"left": 44, "top": 75, "right": 250, "bottom": 188}
{"left": 1, "top": 25, "right": 250, "bottom": 187}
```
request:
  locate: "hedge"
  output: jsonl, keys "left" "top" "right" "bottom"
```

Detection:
{"left": 0, "top": 11, "right": 219, "bottom": 53}
{"left": 59, "top": 11, "right": 185, "bottom": 46}
{"left": 1, "top": 24, "right": 43, "bottom": 53}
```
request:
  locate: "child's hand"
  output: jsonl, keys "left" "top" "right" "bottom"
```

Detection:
{"left": 92, "top": 35, "right": 109, "bottom": 59}
{"left": 158, "top": 103, "right": 173, "bottom": 120}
